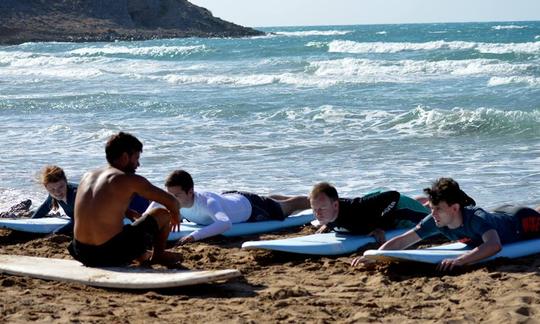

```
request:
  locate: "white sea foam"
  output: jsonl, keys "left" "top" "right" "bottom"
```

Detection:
{"left": 328, "top": 40, "right": 476, "bottom": 53}
{"left": 0, "top": 50, "right": 110, "bottom": 79}
{"left": 163, "top": 74, "right": 280, "bottom": 86}
{"left": 375, "top": 31, "right": 387, "bottom": 35}
{"left": 162, "top": 72, "right": 346, "bottom": 88}
{"left": 492, "top": 25, "right": 527, "bottom": 30}
{"left": 383, "top": 106, "right": 540, "bottom": 138}
{"left": 327, "top": 40, "right": 540, "bottom": 54}
{"left": 305, "top": 41, "right": 327, "bottom": 48}
{"left": 0, "top": 51, "right": 98, "bottom": 68}
{"left": 69, "top": 45, "right": 207, "bottom": 57}
{"left": 309, "top": 58, "right": 529, "bottom": 78}
{"left": 275, "top": 30, "right": 352, "bottom": 37}
{"left": 155, "top": 57, "right": 534, "bottom": 88}
{"left": 488, "top": 76, "right": 540, "bottom": 87}
{"left": 476, "top": 42, "right": 540, "bottom": 54}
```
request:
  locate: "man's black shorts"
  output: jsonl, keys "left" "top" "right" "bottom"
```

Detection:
{"left": 68, "top": 216, "right": 159, "bottom": 267}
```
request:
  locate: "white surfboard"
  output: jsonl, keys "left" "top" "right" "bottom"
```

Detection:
{"left": 168, "top": 211, "right": 314, "bottom": 241}
{"left": 241, "top": 228, "right": 409, "bottom": 255}
{"left": 0, "top": 217, "right": 70, "bottom": 233}
{"left": 0, "top": 254, "right": 241, "bottom": 289}
{"left": 363, "top": 237, "right": 540, "bottom": 264}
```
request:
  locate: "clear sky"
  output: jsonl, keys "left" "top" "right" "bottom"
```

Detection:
{"left": 189, "top": 0, "right": 540, "bottom": 27}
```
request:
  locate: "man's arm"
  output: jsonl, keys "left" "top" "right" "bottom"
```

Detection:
{"left": 351, "top": 229, "right": 422, "bottom": 266}
{"left": 132, "top": 176, "right": 180, "bottom": 225}
{"left": 437, "top": 229, "right": 501, "bottom": 271}
{"left": 378, "top": 228, "right": 422, "bottom": 250}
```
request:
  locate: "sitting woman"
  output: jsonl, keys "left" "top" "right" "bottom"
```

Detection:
{"left": 32, "top": 165, "right": 77, "bottom": 235}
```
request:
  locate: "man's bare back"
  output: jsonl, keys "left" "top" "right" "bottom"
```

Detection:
{"left": 75, "top": 167, "right": 139, "bottom": 244}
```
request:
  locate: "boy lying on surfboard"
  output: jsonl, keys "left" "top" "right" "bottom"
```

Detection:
{"left": 309, "top": 182, "right": 430, "bottom": 242}
{"left": 146, "top": 170, "right": 311, "bottom": 245}
{"left": 352, "top": 177, "right": 540, "bottom": 271}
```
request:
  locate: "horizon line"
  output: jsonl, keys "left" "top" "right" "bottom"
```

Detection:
{"left": 244, "top": 18, "right": 540, "bottom": 29}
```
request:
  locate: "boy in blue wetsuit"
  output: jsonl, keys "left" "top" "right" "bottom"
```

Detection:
{"left": 352, "top": 177, "right": 540, "bottom": 270}
{"left": 309, "top": 182, "right": 430, "bottom": 243}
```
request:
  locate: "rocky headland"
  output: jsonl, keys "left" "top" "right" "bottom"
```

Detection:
{"left": 0, "top": 0, "right": 264, "bottom": 45}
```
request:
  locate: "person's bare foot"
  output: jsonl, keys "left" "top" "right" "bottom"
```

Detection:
{"left": 150, "top": 250, "right": 183, "bottom": 267}
{"left": 132, "top": 250, "right": 153, "bottom": 267}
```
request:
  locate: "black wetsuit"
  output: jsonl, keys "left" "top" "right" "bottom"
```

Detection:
{"left": 327, "top": 190, "right": 429, "bottom": 234}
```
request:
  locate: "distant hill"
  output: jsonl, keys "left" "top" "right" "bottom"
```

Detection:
{"left": 0, "top": 0, "right": 264, "bottom": 44}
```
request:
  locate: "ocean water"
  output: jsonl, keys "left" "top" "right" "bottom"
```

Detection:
{"left": 0, "top": 21, "right": 539, "bottom": 212}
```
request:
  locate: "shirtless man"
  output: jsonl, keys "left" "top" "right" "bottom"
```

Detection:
{"left": 68, "top": 132, "right": 180, "bottom": 267}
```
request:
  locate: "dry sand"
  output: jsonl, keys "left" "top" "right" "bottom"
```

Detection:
{"left": 1, "top": 226, "right": 539, "bottom": 323}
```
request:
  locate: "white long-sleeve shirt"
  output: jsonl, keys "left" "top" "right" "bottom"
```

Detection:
{"left": 147, "top": 191, "right": 252, "bottom": 241}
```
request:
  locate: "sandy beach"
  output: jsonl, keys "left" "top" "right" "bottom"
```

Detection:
{"left": 1, "top": 225, "right": 539, "bottom": 323}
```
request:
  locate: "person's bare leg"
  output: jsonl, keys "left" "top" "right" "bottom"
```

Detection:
{"left": 145, "top": 208, "right": 181, "bottom": 265}
{"left": 414, "top": 196, "right": 430, "bottom": 208}
{"left": 276, "top": 196, "right": 310, "bottom": 216}
{"left": 268, "top": 194, "right": 292, "bottom": 201}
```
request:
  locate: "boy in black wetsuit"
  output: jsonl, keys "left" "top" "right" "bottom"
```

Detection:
{"left": 309, "top": 182, "right": 430, "bottom": 243}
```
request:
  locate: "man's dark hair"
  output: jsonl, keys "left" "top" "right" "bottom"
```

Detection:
{"left": 165, "top": 170, "right": 194, "bottom": 193}
{"left": 310, "top": 182, "right": 339, "bottom": 201}
{"left": 424, "top": 177, "right": 476, "bottom": 208}
{"left": 105, "top": 132, "right": 143, "bottom": 164}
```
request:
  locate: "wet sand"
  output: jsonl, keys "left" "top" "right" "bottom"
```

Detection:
{"left": 1, "top": 226, "right": 539, "bottom": 323}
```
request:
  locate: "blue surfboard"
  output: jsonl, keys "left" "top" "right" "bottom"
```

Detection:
{"left": 168, "top": 211, "right": 314, "bottom": 241}
{"left": 0, "top": 217, "right": 70, "bottom": 233}
{"left": 241, "top": 228, "right": 409, "bottom": 255}
{"left": 1, "top": 211, "right": 314, "bottom": 240}
{"left": 363, "top": 238, "right": 540, "bottom": 264}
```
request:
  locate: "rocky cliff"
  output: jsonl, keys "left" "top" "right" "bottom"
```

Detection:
{"left": 0, "top": 0, "right": 263, "bottom": 44}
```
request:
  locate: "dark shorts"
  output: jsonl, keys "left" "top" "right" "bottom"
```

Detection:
{"left": 493, "top": 205, "right": 540, "bottom": 240}
{"left": 68, "top": 216, "right": 159, "bottom": 267}
{"left": 222, "top": 191, "right": 285, "bottom": 222}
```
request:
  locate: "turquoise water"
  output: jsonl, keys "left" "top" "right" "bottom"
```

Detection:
{"left": 0, "top": 21, "right": 539, "bottom": 211}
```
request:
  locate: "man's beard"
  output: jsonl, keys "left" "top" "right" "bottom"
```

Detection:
{"left": 122, "top": 165, "right": 137, "bottom": 174}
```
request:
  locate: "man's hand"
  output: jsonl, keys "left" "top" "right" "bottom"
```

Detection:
{"left": 125, "top": 209, "right": 142, "bottom": 222}
{"left": 169, "top": 210, "right": 182, "bottom": 231}
{"left": 170, "top": 209, "right": 180, "bottom": 227}
{"left": 171, "top": 222, "right": 181, "bottom": 232}
{"left": 316, "top": 224, "right": 329, "bottom": 234}
{"left": 350, "top": 256, "right": 376, "bottom": 267}
{"left": 177, "top": 235, "right": 195, "bottom": 246}
{"left": 437, "top": 258, "right": 463, "bottom": 271}
{"left": 368, "top": 228, "right": 386, "bottom": 245}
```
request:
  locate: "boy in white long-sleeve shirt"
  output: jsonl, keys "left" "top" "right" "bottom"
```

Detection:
{"left": 147, "top": 170, "right": 310, "bottom": 244}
